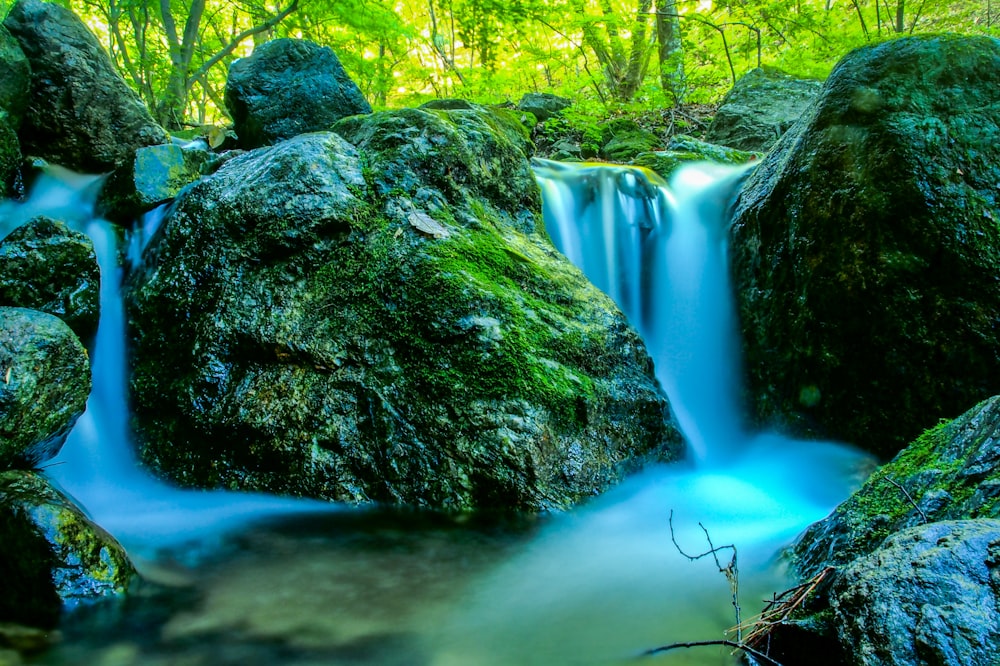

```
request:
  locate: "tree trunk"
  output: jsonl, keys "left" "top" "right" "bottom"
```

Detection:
{"left": 655, "top": 0, "right": 684, "bottom": 105}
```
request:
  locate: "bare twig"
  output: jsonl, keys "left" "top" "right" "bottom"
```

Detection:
{"left": 641, "top": 638, "right": 785, "bottom": 666}
{"left": 885, "top": 476, "right": 928, "bottom": 523}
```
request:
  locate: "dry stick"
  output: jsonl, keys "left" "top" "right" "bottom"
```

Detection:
{"left": 885, "top": 476, "right": 928, "bottom": 523}
{"left": 641, "top": 638, "right": 784, "bottom": 666}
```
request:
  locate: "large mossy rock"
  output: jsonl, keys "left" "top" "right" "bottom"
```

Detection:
{"left": 2, "top": 0, "right": 168, "bottom": 172}
{"left": 730, "top": 35, "right": 1000, "bottom": 458}
{"left": 0, "top": 470, "right": 134, "bottom": 628}
{"left": 705, "top": 67, "right": 822, "bottom": 152}
{"left": 0, "top": 24, "right": 29, "bottom": 196}
{"left": 0, "top": 217, "right": 100, "bottom": 341}
{"left": 768, "top": 396, "right": 1000, "bottom": 665}
{"left": 127, "top": 107, "right": 679, "bottom": 511}
{"left": 225, "top": 38, "right": 372, "bottom": 150}
{"left": 0, "top": 307, "right": 90, "bottom": 469}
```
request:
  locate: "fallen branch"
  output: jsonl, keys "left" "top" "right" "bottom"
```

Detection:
{"left": 641, "top": 638, "right": 785, "bottom": 666}
{"left": 885, "top": 475, "right": 928, "bottom": 523}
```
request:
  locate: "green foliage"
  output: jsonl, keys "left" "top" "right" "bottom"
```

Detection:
{"left": 28, "top": 0, "right": 996, "bottom": 127}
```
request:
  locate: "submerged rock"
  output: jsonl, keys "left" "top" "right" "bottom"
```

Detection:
{"left": 731, "top": 35, "right": 1000, "bottom": 458}
{"left": 0, "top": 470, "right": 134, "bottom": 627}
{"left": 2, "top": 0, "right": 168, "bottom": 172}
{"left": 0, "top": 307, "right": 90, "bottom": 469}
{"left": 225, "top": 38, "right": 372, "bottom": 150}
{"left": 127, "top": 108, "right": 678, "bottom": 510}
{"left": 0, "top": 217, "right": 100, "bottom": 340}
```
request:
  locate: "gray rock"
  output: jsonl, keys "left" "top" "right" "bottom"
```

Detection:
{"left": 705, "top": 67, "right": 822, "bottom": 152}
{"left": 225, "top": 38, "right": 372, "bottom": 149}
{"left": 127, "top": 113, "right": 679, "bottom": 510}
{"left": 830, "top": 519, "right": 1000, "bottom": 666}
{"left": 517, "top": 93, "right": 570, "bottom": 122}
{"left": 3, "top": 0, "right": 168, "bottom": 173}
{"left": 632, "top": 135, "right": 759, "bottom": 180}
{"left": 0, "top": 470, "right": 134, "bottom": 627}
{"left": 0, "top": 217, "right": 100, "bottom": 340}
{"left": 0, "top": 307, "right": 90, "bottom": 468}
{"left": 98, "top": 141, "right": 213, "bottom": 221}
{"left": 730, "top": 35, "right": 1000, "bottom": 458}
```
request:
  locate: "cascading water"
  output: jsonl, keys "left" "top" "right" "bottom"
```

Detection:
{"left": 3, "top": 160, "right": 870, "bottom": 666}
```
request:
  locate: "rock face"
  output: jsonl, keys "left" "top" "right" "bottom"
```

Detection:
{"left": 0, "top": 470, "right": 134, "bottom": 627}
{"left": 0, "top": 307, "right": 90, "bottom": 468}
{"left": 730, "top": 36, "right": 1000, "bottom": 458}
{"left": 705, "top": 67, "right": 822, "bottom": 152}
{"left": 127, "top": 106, "right": 679, "bottom": 511}
{"left": 2, "top": 0, "right": 169, "bottom": 172}
{"left": 0, "top": 217, "right": 100, "bottom": 340}
{"left": 225, "top": 38, "right": 372, "bottom": 149}
{"left": 769, "top": 396, "right": 1000, "bottom": 666}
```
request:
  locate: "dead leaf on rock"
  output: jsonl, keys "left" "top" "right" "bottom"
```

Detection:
{"left": 408, "top": 211, "right": 450, "bottom": 239}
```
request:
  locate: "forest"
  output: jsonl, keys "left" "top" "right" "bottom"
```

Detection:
{"left": 1, "top": 0, "right": 994, "bottom": 132}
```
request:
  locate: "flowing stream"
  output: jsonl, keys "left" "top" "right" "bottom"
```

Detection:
{"left": 4, "top": 161, "right": 870, "bottom": 665}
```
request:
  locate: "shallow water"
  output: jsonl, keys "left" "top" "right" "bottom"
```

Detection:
{"left": 4, "top": 162, "right": 872, "bottom": 666}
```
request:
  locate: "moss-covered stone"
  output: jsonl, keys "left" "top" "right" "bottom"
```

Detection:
{"left": 0, "top": 307, "right": 90, "bottom": 469}
{"left": 98, "top": 141, "right": 213, "bottom": 221}
{"left": 0, "top": 470, "right": 134, "bottom": 627}
{"left": 598, "top": 118, "right": 661, "bottom": 162}
{"left": 730, "top": 35, "right": 1000, "bottom": 458}
{"left": 0, "top": 24, "right": 30, "bottom": 130}
{"left": 0, "top": 217, "right": 100, "bottom": 341}
{"left": 127, "top": 117, "right": 679, "bottom": 511}
{"left": 0, "top": 120, "right": 20, "bottom": 198}
{"left": 705, "top": 67, "right": 823, "bottom": 152}
{"left": 632, "top": 134, "right": 759, "bottom": 180}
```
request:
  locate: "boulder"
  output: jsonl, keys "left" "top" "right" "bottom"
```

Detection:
{"left": 98, "top": 141, "right": 213, "bottom": 221}
{"left": 730, "top": 35, "right": 1000, "bottom": 458}
{"left": 517, "top": 93, "right": 571, "bottom": 122}
{"left": 0, "top": 307, "right": 90, "bottom": 469}
{"left": 2, "top": 0, "right": 168, "bottom": 173}
{"left": 827, "top": 519, "right": 1000, "bottom": 666}
{"left": 0, "top": 470, "right": 134, "bottom": 627}
{"left": 0, "top": 217, "right": 100, "bottom": 340}
{"left": 0, "top": 120, "right": 19, "bottom": 198}
{"left": 127, "top": 108, "right": 679, "bottom": 511}
{"left": 764, "top": 396, "right": 1000, "bottom": 665}
{"left": 225, "top": 38, "right": 372, "bottom": 149}
{"left": 0, "top": 24, "right": 30, "bottom": 129}
{"left": 705, "top": 67, "right": 822, "bottom": 152}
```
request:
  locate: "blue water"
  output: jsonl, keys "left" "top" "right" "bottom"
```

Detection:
{"left": 2, "top": 161, "right": 871, "bottom": 665}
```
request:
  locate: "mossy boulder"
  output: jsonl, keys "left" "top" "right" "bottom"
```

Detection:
{"left": 599, "top": 118, "right": 661, "bottom": 162}
{"left": 225, "top": 38, "right": 372, "bottom": 150}
{"left": 126, "top": 110, "right": 679, "bottom": 511}
{"left": 0, "top": 24, "right": 30, "bottom": 130}
{"left": 730, "top": 35, "right": 1000, "bottom": 458}
{"left": 0, "top": 217, "right": 100, "bottom": 341}
{"left": 0, "top": 307, "right": 90, "bottom": 469}
{"left": 2, "top": 0, "right": 168, "bottom": 172}
{"left": 632, "top": 134, "right": 759, "bottom": 180}
{"left": 0, "top": 120, "right": 19, "bottom": 198}
{"left": 705, "top": 67, "right": 823, "bottom": 152}
{"left": 0, "top": 470, "right": 134, "bottom": 627}
{"left": 767, "top": 396, "right": 1000, "bottom": 665}
{"left": 517, "top": 93, "right": 570, "bottom": 122}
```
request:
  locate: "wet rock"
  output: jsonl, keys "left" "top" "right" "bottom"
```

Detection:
{"left": 730, "top": 35, "right": 1000, "bottom": 458}
{"left": 517, "top": 93, "right": 570, "bottom": 122}
{"left": 0, "top": 307, "right": 90, "bottom": 469}
{"left": 829, "top": 519, "right": 1000, "bottom": 666}
{"left": 0, "top": 470, "right": 134, "bottom": 627}
{"left": 632, "top": 135, "right": 759, "bottom": 180}
{"left": 127, "top": 110, "right": 678, "bottom": 511}
{"left": 98, "top": 141, "right": 213, "bottom": 221}
{"left": 0, "top": 217, "right": 100, "bottom": 340}
{"left": 705, "top": 67, "right": 822, "bottom": 152}
{"left": 0, "top": 24, "right": 30, "bottom": 130}
{"left": 0, "top": 121, "right": 19, "bottom": 198}
{"left": 225, "top": 38, "right": 372, "bottom": 150}
{"left": 2, "top": 0, "right": 169, "bottom": 173}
